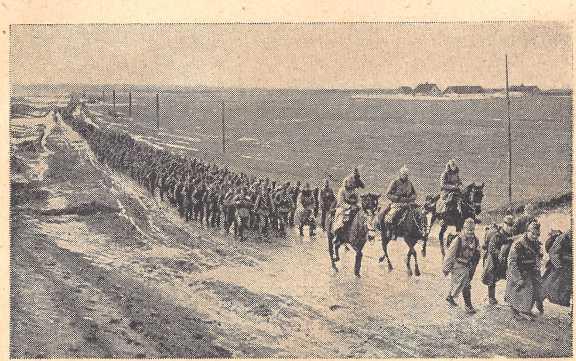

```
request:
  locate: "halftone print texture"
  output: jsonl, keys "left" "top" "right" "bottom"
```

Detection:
{"left": 9, "top": 23, "right": 573, "bottom": 358}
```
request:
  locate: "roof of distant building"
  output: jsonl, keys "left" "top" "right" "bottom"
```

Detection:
{"left": 444, "top": 85, "right": 485, "bottom": 94}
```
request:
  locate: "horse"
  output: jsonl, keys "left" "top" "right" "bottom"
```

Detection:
{"left": 424, "top": 182, "right": 485, "bottom": 257}
{"left": 377, "top": 204, "right": 429, "bottom": 276}
{"left": 326, "top": 192, "right": 380, "bottom": 277}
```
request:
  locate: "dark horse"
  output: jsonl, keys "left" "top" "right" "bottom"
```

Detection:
{"left": 424, "top": 182, "right": 485, "bottom": 257}
{"left": 327, "top": 193, "right": 380, "bottom": 277}
{"left": 377, "top": 204, "right": 429, "bottom": 276}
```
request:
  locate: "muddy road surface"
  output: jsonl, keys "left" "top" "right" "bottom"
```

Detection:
{"left": 10, "top": 113, "right": 572, "bottom": 358}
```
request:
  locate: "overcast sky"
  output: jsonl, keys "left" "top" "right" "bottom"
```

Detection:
{"left": 10, "top": 22, "right": 572, "bottom": 89}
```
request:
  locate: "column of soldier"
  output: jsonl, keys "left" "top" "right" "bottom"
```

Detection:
{"left": 444, "top": 206, "right": 572, "bottom": 320}
{"left": 63, "top": 108, "right": 571, "bottom": 321}
{"left": 66, "top": 111, "right": 337, "bottom": 242}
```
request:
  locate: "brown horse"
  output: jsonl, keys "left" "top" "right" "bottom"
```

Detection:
{"left": 423, "top": 182, "right": 485, "bottom": 257}
{"left": 326, "top": 193, "right": 380, "bottom": 277}
{"left": 377, "top": 204, "right": 429, "bottom": 276}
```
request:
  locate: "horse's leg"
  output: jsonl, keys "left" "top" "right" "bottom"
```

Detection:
{"left": 421, "top": 226, "right": 428, "bottom": 258}
{"left": 411, "top": 244, "right": 421, "bottom": 277}
{"left": 328, "top": 233, "right": 338, "bottom": 271}
{"left": 439, "top": 223, "right": 448, "bottom": 257}
{"left": 406, "top": 246, "right": 413, "bottom": 277}
{"left": 379, "top": 231, "right": 394, "bottom": 271}
{"left": 422, "top": 213, "right": 434, "bottom": 258}
{"left": 378, "top": 229, "right": 387, "bottom": 263}
{"left": 354, "top": 250, "right": 363, "bottom": 278}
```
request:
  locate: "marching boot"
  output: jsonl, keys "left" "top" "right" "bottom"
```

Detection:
{"left": 463, "top": 287, "right": 476, "bottom": 314}
{"left": 536, "top": 301, "right": 544, "bottom": 315}
{"left": 446, "top": 294, "right": 458, "bottom": 307}
{"left": 488, "top": 285, "right": 498, "bottom": 305}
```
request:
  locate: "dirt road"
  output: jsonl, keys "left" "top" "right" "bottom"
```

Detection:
{"left": 10, "top": 113, "right": 572, "bottom": 358}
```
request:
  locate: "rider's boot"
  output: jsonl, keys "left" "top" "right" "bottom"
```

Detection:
{"left": 446, "top": 294, "right": 458, "bottom": 307}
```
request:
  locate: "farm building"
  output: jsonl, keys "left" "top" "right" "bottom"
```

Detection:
{"left": 396, "top": 86, "right": 413, "bottom": 95}
{"left": 443, "top": 85, "right": 485, "bottom": 96}
{"left": 413, "top": 82, "right": 442, "bottom": 96}
{"left": 509, "top": 84, "right": 541, "bottom": 96}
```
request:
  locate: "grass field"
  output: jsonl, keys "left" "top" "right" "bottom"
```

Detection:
{"left": 14, "top": 87, "right": 573, "bottom": 210}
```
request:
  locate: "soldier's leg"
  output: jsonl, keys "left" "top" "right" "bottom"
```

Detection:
{"left": 205, "top": 206, "right": 212, "bottom": 227}
{"left": 463, "top": 286, "right": 476, "bottom": 314}
{"left": 309, "top": 217, "right": 316, "bottom": 236}
{"left": 199, "top": 203, "right": 205, "bottom": 225}
{"left": 488, "top": 283, "right": 497, "bottom": 305}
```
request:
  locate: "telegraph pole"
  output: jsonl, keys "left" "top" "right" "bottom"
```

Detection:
{"left": 156, "top": 93, "right": 160, "bottom": 130}
{"left": 221, "top": 100, "right": 226, "bottom": 154}
{"left": 505, "top": 55, "right": 513, "bottom": 204}
{"left": 128, "top": 91, "right": 132, "bottom": 118}
{"left": 112, "top": 90, "right": 116, "bottom": 112}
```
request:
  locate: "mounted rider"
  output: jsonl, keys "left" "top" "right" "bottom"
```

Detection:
{"left": 436, "top": 159, "right": 463, "bottom": 216}
{"left": 382, "top": 165, "right": 417, "bottom": 238}
{"left": 320, "top": 179, "right": 336, "bottom": 230}
{"left": 332, "top": 168, "right": 365, "bottom": 240}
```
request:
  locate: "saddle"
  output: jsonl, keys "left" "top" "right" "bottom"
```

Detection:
{"left": 436, "top": 195, "right": 462, "bottom": 217}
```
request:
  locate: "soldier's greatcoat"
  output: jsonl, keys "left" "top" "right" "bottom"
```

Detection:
{"left": 481, "top": 225, "right": 513, "bottom": 286}
{"left": 542, "top": 232, "right": 573, "bottom": 307}
{"left": 443, "top": 233, "right": 480, "bottom": 298}
{"left": 505, "top": 234, "right": 543, "bottom": 313}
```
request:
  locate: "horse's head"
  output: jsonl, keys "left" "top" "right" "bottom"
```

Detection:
{"left": 360, "top": 193, "right": 380, "bottom": 215}
{"left": 464, "top": 182, "right": 484, "bottom": 215}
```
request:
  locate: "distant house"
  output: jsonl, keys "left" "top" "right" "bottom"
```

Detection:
{"left": 443, "top": 85, "right": 485, "bottom": 96}
{"left": 396, "top": 86, "right": 414, "bottom": 95}
{"left": 414, "top": 82, "right": 442, "bottom": 96}
{"left": 509, "top": 84, "right": 541, "bottom": 96}
{"left": 542, "top": 89, "right": 572, "bottom": 96}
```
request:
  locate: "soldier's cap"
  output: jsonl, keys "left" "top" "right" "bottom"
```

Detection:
{"left": 503, "top": 215, "right": 514, "bottom": 226}
{"left": 463, "top": 218, "right": 476, "bottom": 229}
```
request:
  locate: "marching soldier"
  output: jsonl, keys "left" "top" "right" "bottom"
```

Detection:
{"left": 297, "top": 182, "right": 317, "bottom": 237}
{"left": 505, "top": 221, "right": 544, "bottom": 320}
{"left": 512, "top": 203, "right": 537, "bottom": 236}
{"left": 443, "top": 218, "right": 481, "bottom": 314}
{"left": 542, "top": 229, "right": 572, "bottom": 309}
{"left": 481, "top": 215, "right": 514, "bottom": 305}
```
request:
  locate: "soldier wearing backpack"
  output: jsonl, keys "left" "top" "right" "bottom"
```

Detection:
{"left": 481, "top": 215, "right": 515, "bottom": 305}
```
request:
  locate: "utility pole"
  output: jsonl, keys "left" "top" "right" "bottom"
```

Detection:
{"left": 505, "top": 54, "right": 512, "bottom": 204}
{"left": 156, "top": 93, "right": 160, "bottom": 130}
{"left": 221, "top": 100, "right": 226, "bottom": 154}
{"left": 128, "top": 91, "right": 132, "bottom": 118}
